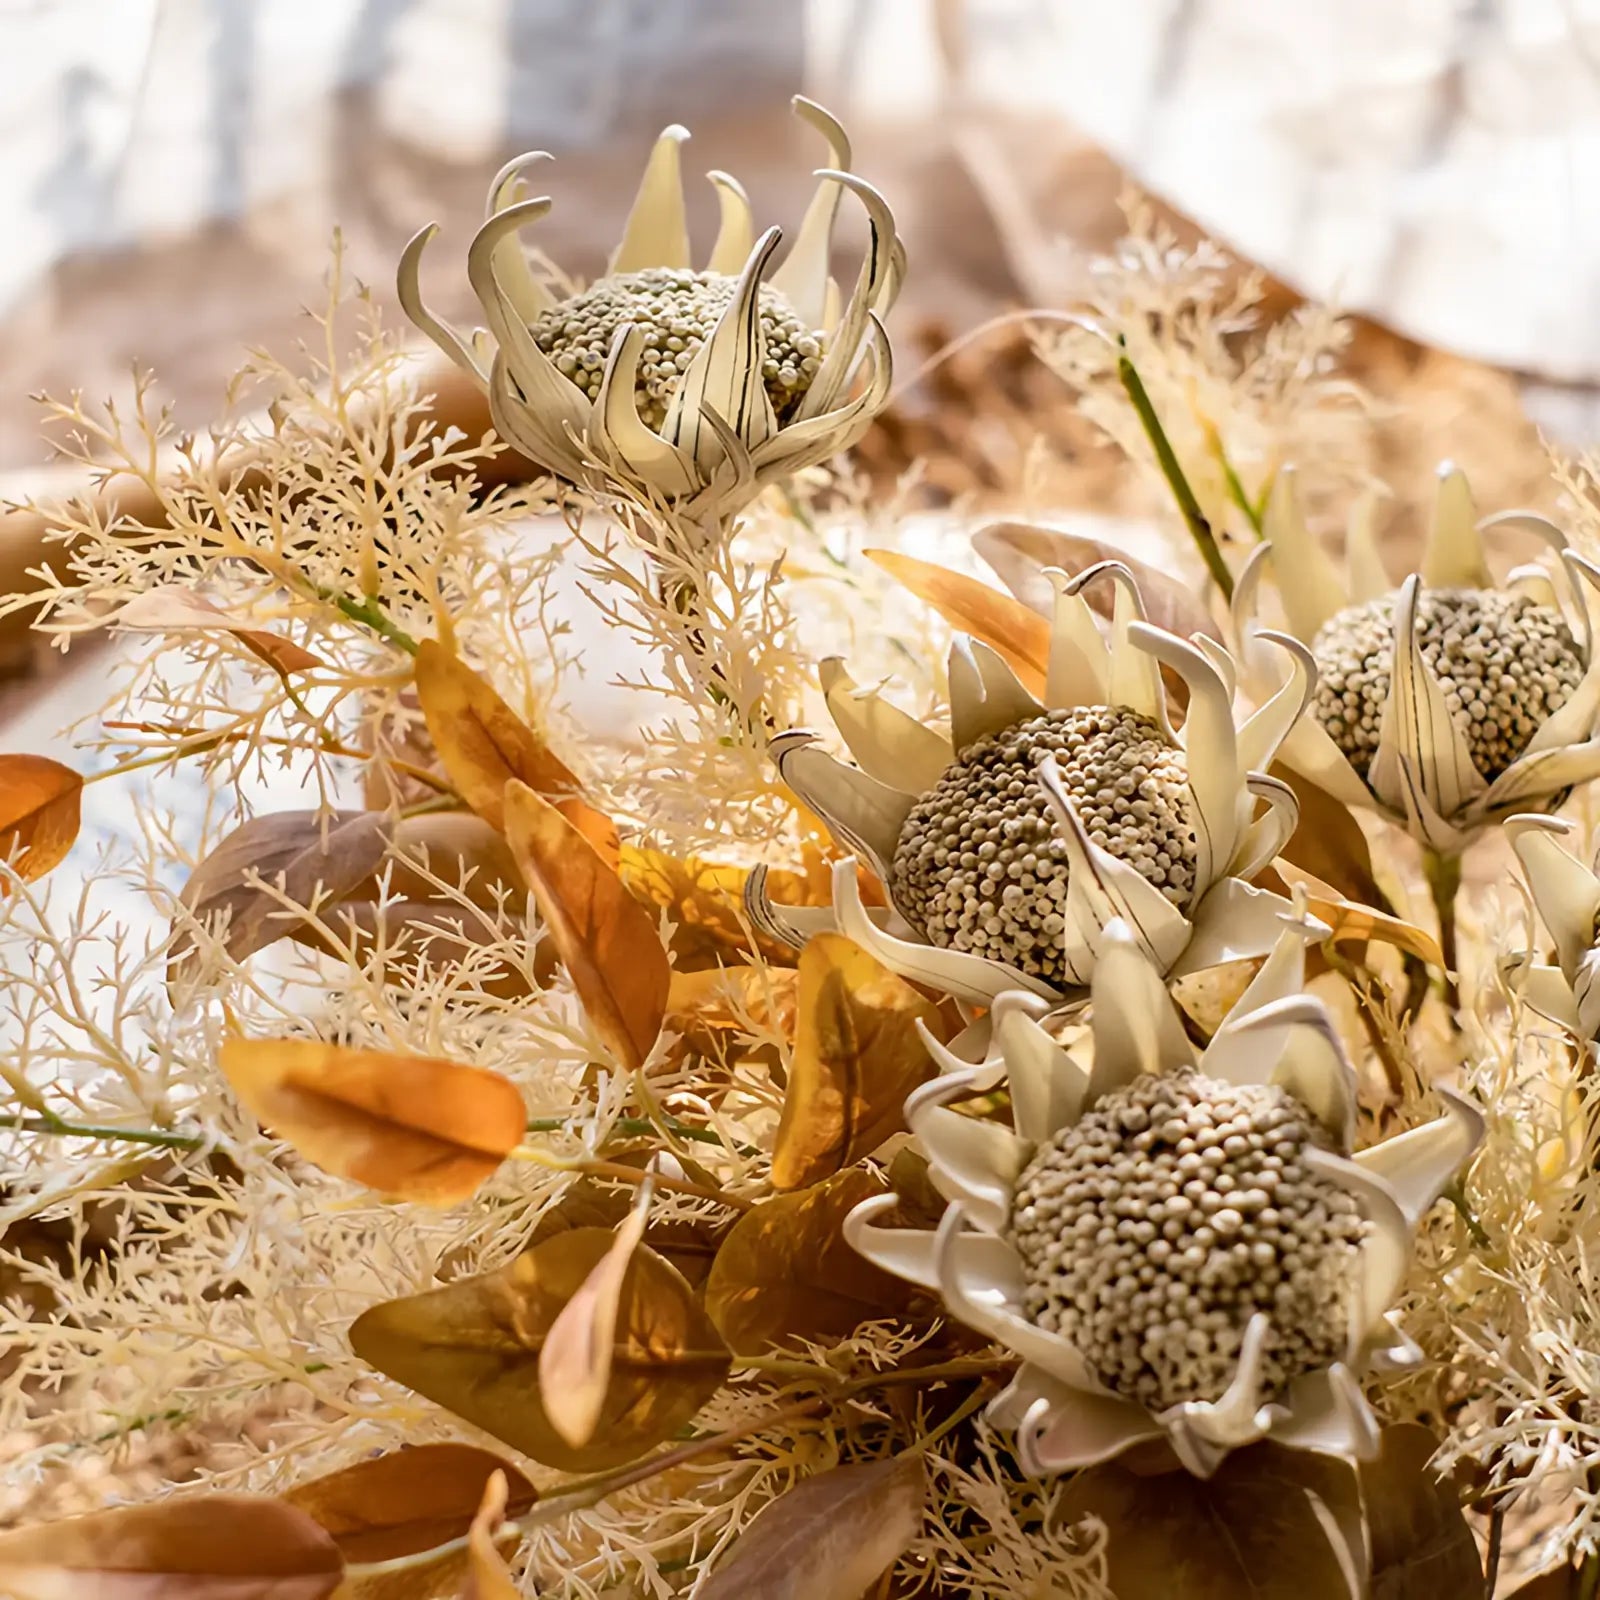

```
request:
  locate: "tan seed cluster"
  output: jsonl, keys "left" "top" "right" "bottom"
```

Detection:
{"left": 889, "top": 707, "right": 1197, "bottom": 989}
{"left": 1008, "top": 1071, "right": 1367, "bottom": 1413}
{"left": 530, "top": 267, "right": 824, "bottom": 429}
{"left": 1310, "top": 587, "right": 1584, "bottom": 784}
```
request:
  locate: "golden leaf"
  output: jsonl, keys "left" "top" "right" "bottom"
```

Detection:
{"left": 530, "top": 1170, "right": 727, "bottom": 1289}
{"left": 1303, "top": 893, "right": 1445, "bottom": 968}
{"left": 0, "top": 1493, "right": 344, "bottom": 1599}
{"left": 349, "top": 1229, "right": 732, "bottom": 1472}
{"left": 219, "top": 1037, "right": 526, "bottom": 1203}
{"left": 771, "top": 935, "right": 943, "bottom": 1190}
{"left": 116, "top": 584, "right": 324, "bottom": 674}
{"left": 504, "top": 780, "right": 670, "bottom": 1073}
{"left": 704, "top": 1167, "right": 919, "bottom": 1354}
{"left": 412, "top": 639, "right": 617, "bottom": 863}
{"left": 695, "top": 1459, "right": 925, "bottom": 1600}
{"left": 1272, "top": 765, "right": 1383, "bottom": 908}
{"left": 0, "top": 752, "right": 82, "bottom": 885}
{"left": 865, "top": 549, "right": 1049, "bottom": 692}
{"left": 1358, "top": 1424, "right": 1485, "bottom": 1597}
{"left": 285, "top": 1444, "right": 534, "bottom": 1600}
{"left": 459, "top": 1473, "right": 521, "bottom": 1600}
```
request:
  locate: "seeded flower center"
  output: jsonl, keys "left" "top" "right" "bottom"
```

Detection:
{"left": 1007, "top": 1071, "right": 1367, "bottom": 1413}
{"left": 530, "top": 268, "right": 825, "bottom": 430}
{"left": 1310, "top": 588, "right": 1584, "bottom": 785}
{"left": 888, "top": 706, "right": 1196, "bottom": 989}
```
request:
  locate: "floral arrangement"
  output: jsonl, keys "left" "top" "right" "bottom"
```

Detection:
{"left": 2, "top": 96, "right": 1600, "bottom": 1599}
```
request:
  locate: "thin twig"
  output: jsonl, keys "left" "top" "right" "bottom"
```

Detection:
{"left": 1, "top": 1112, "right": 205, "bottom": 1151}
{"left": 1424, "top": 847, "right": 1464, "bottom": 1019}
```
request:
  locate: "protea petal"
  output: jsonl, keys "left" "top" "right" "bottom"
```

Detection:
{"left": 1420, "top": 464, "right": 1491, "bottom": 588}
{"left": 609, "top": 124, "right": 691, "bottom": 273}
{"left": 1170, "top": 879, "right": 1322, "bottom": 979}
{"left": 705, "top": 170, "right": 755, "bottom": 273}
{"left": 592, "top": 324, "right": 698, "bottom": 496}
{"left": 1506, "top": 815, "right": 1600, "bottom": 973}
{"left": 485, "top": 350, "right": 589, "bottom": 481}
{"left": 1523, "top": 554, "right": 1600, "bottom": 755}
{"left": 397, "top": 224, "right": 490, "bottom": 383}
{"left": 1305, "top": 1150, "right": 1411, "bottom": 1346}
{"left": 1389, "top": 751, "right": 1475, "bottom": 853}
{"left": 1344, "top": 491, "right": 1392, "bottom": 602}
{"left": 1352, "top": 1089, "right": 1484, "bottom": 1232}
{"left": 1505, "top": 956, "right": 1582, "bottom": 1030}
{"left": 1044, "top": 570, "right": 1111, "bottom": 709}
{"left": 1223, "top": 996, "right": 1357, "bottom": 1149}
{"left": 1015, "top": 1384, "right": 1166, "bottom": 1475}
{"left": 819, "top": 658, "right": 953, "bottom": 793}
{"left": 770, "top": 96, "right": 851, "bottom": 327}
{"left": 907, "top": 1077, "right": 1029, "bottom": 1231}
{"left": 1481, "top": 739, "right": 1600, "bottom": 814}
{"left": 1237, "top": 631, "right": 1316, "bottom": 774}
{"left": 993, "top": 993, "right": 1090, "bottom": 1141}
{"left": 1231, "top": 772, "right": 1301, "bottom": 882}
{"left": 1270, "top": 1366, "right": 1381, "bottom": 1460}
{"left": 949, "top": 636, "right": 1043, "bottom": 755}
{"left": 1276, "top": 715, "right": 1379, "bottom": 809}
{"left": 1084, "top": 920, "right": 1196, "bottom": 1104}
{"left": 1066, "top": 563, "right": 1165, "bottom": 727}
{"left": 770, "top": 731, "right": 913, "bottom": 880}
{"left": 1265, "top": 468, "right": 1347, "bottom": 642}
{"left": 1169, "top": 1313, "right": 1273, "bottom": 1453}
{"left": 743, "top": 864, "right": 841, "bottom": 951}
{"left": 484, "top": 151, "right": 557, "bottom": 319}
{"left": 844, "top": 1193, "right": 1020, "bottom": 1290}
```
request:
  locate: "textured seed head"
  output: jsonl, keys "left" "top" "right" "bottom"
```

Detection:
{"left": 889, "top": 706, "right": 1197, "bottom": 988}
{"left": 1310, "top": 588, "right": 1584, "bottom": 786}
{"left": 529, "top": 267, "right": 824, "bottom": 429}
{"left": 1007, "top": 1071, "right": 1367, "bottom": 1412}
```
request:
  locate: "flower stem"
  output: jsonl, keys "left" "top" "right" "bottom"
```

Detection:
{"left": 1423, "top": 847, "right": 1463, "bottom": 1016}
{"left": 1, "top": 1112, "right": 204, "bottom": 1151}
{"left": 1116, "top": 346, "right": 1234, "bottom": 601}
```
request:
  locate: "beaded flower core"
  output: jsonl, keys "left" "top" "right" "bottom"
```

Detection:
{"left": 888, "top": 707, "right": 1196, "bottom": 987}
{"left": 1007, "top": 1071, "right": 1368, "bottom": 1413}
{"left": 1310, "top": 588, "right": 1583, "bottom": 784}
{"left": 529, "top": 267, "right": 824, "bottom": 429}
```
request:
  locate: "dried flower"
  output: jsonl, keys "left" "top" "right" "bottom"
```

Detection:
{"left": 398, "top": 97, "right": 900, "bottom": 523}
{"left": 847, "top": 922, "right": 1484, "bottom": 1478}
{"left": 1241, "top": 464, "right": 1600, "bottom": 853}
{"left": 755, "top": 563, "right": 1313, "bottom": 1006}
{"left": 1505, "top": 813, "right": 1600, "bottom": 1042}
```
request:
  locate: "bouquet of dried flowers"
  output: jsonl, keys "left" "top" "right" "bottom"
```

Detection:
{"left": 3, "top": 95, "right": 1600, "bottom": 1600}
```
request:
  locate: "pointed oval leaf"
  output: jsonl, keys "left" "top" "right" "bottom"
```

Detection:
{"left": 0, "top": 753, "right": 82, "bottom": 884}
{"left": 530, "top": 1170, "right": 727, "bottom": 1289}
{"left": 1057, "top": 1442, "right": 1365, "bottom": 1600}
{"left": 1272, "top": 764, "right": 1382, "bottom": 908}
{"left": 771, "top": 934, "right": 943, "bottom": 1190}
{"left": 349, "top": 1229, "right": 732, "bottom": 1472}
{"left": 220, "top": 1037, "right": 526, "bottom": 1203}
{"left": 504, "top": 780, "right": 670, "bottom": 1073}
{"left": 116, "top": 585, "right": 324, "bottom": 674}
{"left": 0, "top": 1493, "right": 343, "bottom": 1599}
{"left": 1359, "top": 1424, "right": 1484, "bottom": 1598}
{"left": 696, "top": 1458, "right": 925, "bottom": 1600}
{"left": 704, "top": 1166, "right": 919, "bottom": 1354}
{"left": 413, "top": 640, "right": 616, "bottom": 862}
{"left": 865, "top": 549, "right": 1049, "bottom": 693}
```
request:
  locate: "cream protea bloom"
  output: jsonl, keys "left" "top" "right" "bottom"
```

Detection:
{"left": 1505, "top": 813, "right": 1600, "bottom": 1041}
{"left": 1240, "top": 465, "right": 1600, "bottom": 853}
{"left": 846, "top": 922, "right": 1484, "bottom": 1478}
{"left": 398, "top": 97, "right": 900, "bottom": 521}
{"left": 752, "top": 563, "right": 1315, "bottom": 1006}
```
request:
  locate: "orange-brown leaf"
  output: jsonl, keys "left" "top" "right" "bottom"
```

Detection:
{"left": 865, "top": 549, "right": 1049, "bottom": 692}
{"left": 219, "top": 1037, "right": 526, "bottom": 1203}
{"left": 116, "top": 585, "right": 324, "bottom": 674}
{"left": 1271, "top": 764, "right": 1382, "bottom": 907}
{"left": 0, "top": 1493, "right": 343, "bottom": 1599}
{"left": 0, "top": 753, "right": 82, "bottom": 884}
{"left": 350, "top": 1230, "right": 732, "bottom": 1472}
{"left": 771, "top": 935, "right": 943, "bottom": 1190}
{"left": 504, "top": 780, "right": 670, "bottom": 1073}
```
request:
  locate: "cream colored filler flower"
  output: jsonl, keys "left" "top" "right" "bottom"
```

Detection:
{"left": 1240, "top": 465, "right": 1600, "bottom": 853}
{"left": 398, "top": 97, "right": 901, "bottom": 520}
{"left": 1505, "top": 813, "right": 1600, "bottom": 1041}
{"left": 752, "top": 563, "right": 1315, "bottom": 1006}
{"left": 847, "top": 921, "right": 1483, "bottom": 1478}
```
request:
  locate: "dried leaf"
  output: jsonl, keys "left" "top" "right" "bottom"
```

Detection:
{"left": 344, "top": 812, "right": 529, "bottom": 913}
{"left": 219, "top": 1037, "right": 526, "bottom": 1203}
{"left": 175, "top": 809, "right": 393, "bottom": 972}
{"left": 0, "top": 753, "right": 82, "bottom": 884}
{"left": 705, "top": 1167, "right": 919, "bottom": 1354}
{"left": 696, "top": 1458, "right": 925, "bottom": 1600}
{"left": 865, "top": 548, "right": 1049, "bottom": 692}
{"left": 0, "top": 1493, "right": 343, "bottom": 1599}
{"left": 116, "top": 584, "right": 324, "bottom": 674}
{"left": 974, "top": 519, "right": 1221, "bottom": 642}
{"left": 412, "top": 640, "right": 616, "bottom": 862}
{"left": 667, "top": 965, "right": 802, "bottom": 1046}
{"left": 1272, "top": 764, "right": 1382, "bottom": 907}
{"left": 1360, "top": 1424, "right": 1484, "bottom": 1598}
{"left": 539, "top": 1203, "right": 650, "bottom": 1449}
{"left": 1057, "top": 1442, "right": 1365, "bottom": 1600}
{"left": 530, "top": 1172, "right": 726, "bottom": 1289}
{"left": 504, "top": 779, "right": 670, "bottom": 1073}
{"left": 772, "top": 934, "right": 943, "bottom": 1190}
{"left": 349, "top": 1229, "right": 732, "bottom": 1472}
{"left": 1303, "top": 893, "right": 1445, "bottom": 968}
{"left": 460, "top": 1472, "right": 520, "bottom": 1600}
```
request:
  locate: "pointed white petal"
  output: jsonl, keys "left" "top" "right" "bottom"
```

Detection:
{"left": 396, "top": 224, "right": 490, "bottom": 382}
{"left": 485, "top": 351, "right": 590, "bottom": 480}
{"left": 1044, "top": 571, "right": 1111, "bottom": 709}
{"left": 1015, "top": 1385, "right": 1166, "bottom": 1475}
{"left": 1524, "top": 554, "right": 1600, "bottom": 755}
{"left": 1221, "top": 996, "right": 1357, "bottom": 1149}
{"left": 994, "top": 992, "right": 1090, "bottom": 1141}
{"left": 1231, "top": 541, "right": 1273, "bottom": 649}
{"left": 1576, "top": 948, "right": 1600, "bottom": 1039}
{"left": 1270, "top": 1366, "right": 1381, "bottom": 1460}
{"left": 1345, "top": 491, "right": 1392, "bottom": 603}
{"left": 1213, "top": 921, "right": 1307, "bottom": 1026}
{"left": 610, "top": 125, "right": 691, "bottom": 272}
{"left": 1507, "top": 562, "right": 1562, "bottom": 610}
{"left": 1168, "top": 1313, "right": 1272, "bottom": 1449}
{"left": 1231, "top": 772, "right": 1301, "bottom": 882}
{"left": 1305, "top": 1150, "right": 1411, "bottom": 1343}
{"left": 591, "top": 324, "right": 698, "bottom": 496}
{"left": 1277, "top": 715, "right": 1379, "bottom": 809}
{"left": 818, "top": 659, "right": 952, "bottom": 794}
{"left": 662, "top": 226, "right": 782, "bottom": 473}
{"left": 770, "top": 97, "right": 851, "bottom": 326}
{"left": 1563, "top": 548, "right": 1599, "bottom": 665}
{"left": 1353, "top": 1089, "right": 1483, "bottom": 1231}
{"left": 1388, "top": 751, "right": 1475, "bottom": 852}
{"left": 1504, "top": 957, "right": 1582, "bottom": 1031}
{"left": 1481, "top": 739, "right": 1600, "bottom": 814}
{"left": 1506, "top": 814, "right": 1600, "bottom": 972}
{"left": 1361, "top": 1315, "right": 1424, "bottom": 1375}
{"left": 770, "top": 731, "right": 912, "bottom": 879}
{"left": 948, "top": 636, "right": 1043, "bottom": 755}
{"left": 1170, "top": 880, "right": 1324, "bottom": 979}
{"left": 1238, "top": 631, "right": 1315, "bottom": 774}
{"left": 743, "top": 863, "right": 841, "bottom": 951}
{"left": 484, "top": 151, "right": 557, "bottom": 320}
{"left": 1085, "top": 921, "right": 1195, "bottom": 1103}
{"left": 1064, "top": 563, "right": 1164, "bottom": 725}
{"left": 705, "top": 170, "right": 755, "bottom": 273}
{"left": 1265, "top": 468, "right": 1346, "bottom": 641}
{"left": 907, "top": 1078, "right": 1028, "bottom": 1233}
{"left": 1420, "top": 463, "right": 1490, "bottom": 588}
{"left": 844, "top": 1193, "right": 1019, "bottom": 1292}
{"left": 916, "top": 1019, "right": 1004, "bottom": 1090}
{"left": 1369, "top": 575, "right": 1487, "bottom": 820}
{"left": 1197, "top": 636, "right": 1238, "bottom": 701}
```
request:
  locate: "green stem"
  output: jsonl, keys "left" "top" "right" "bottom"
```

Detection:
{"left": 305, "top": 582, "right": 419, "bottom": 655}
{"left": 1218, "top": 450, "right": 1265, "bottom": 539}
{"left": 1444, "top": 1180, "right": 1489, "bottom": 1250}
{"left": 1423, "top": 847, "right": 1463, "bottom": 1016}
{"left": 526, "top": 1114, "right": 737, "bottom": 1150}
{"left": 1116, "top": 348, "right": 1234, "bottom": 600}
{"left": 2, "top": 1112, "right": 204, "bottom": 1151}
{"left": 900, "top": 1379, "right": 996, "bottom": 1458}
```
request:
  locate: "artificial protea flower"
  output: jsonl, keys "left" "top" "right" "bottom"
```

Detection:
{"left": 751, "top": 562, "right": 1314, "bottom": 1006}
{"left": 1505, "top": 813, "right": 1600, "bottom": 1042}
{"left": 397, "top": 97, "right": 900, "bottom": 522}
{"left": 846, "top": 921, "right": 1483, "bottom": 1478}
{"left": 1239, "top": 464, "right": 1600, "bottom": 853}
